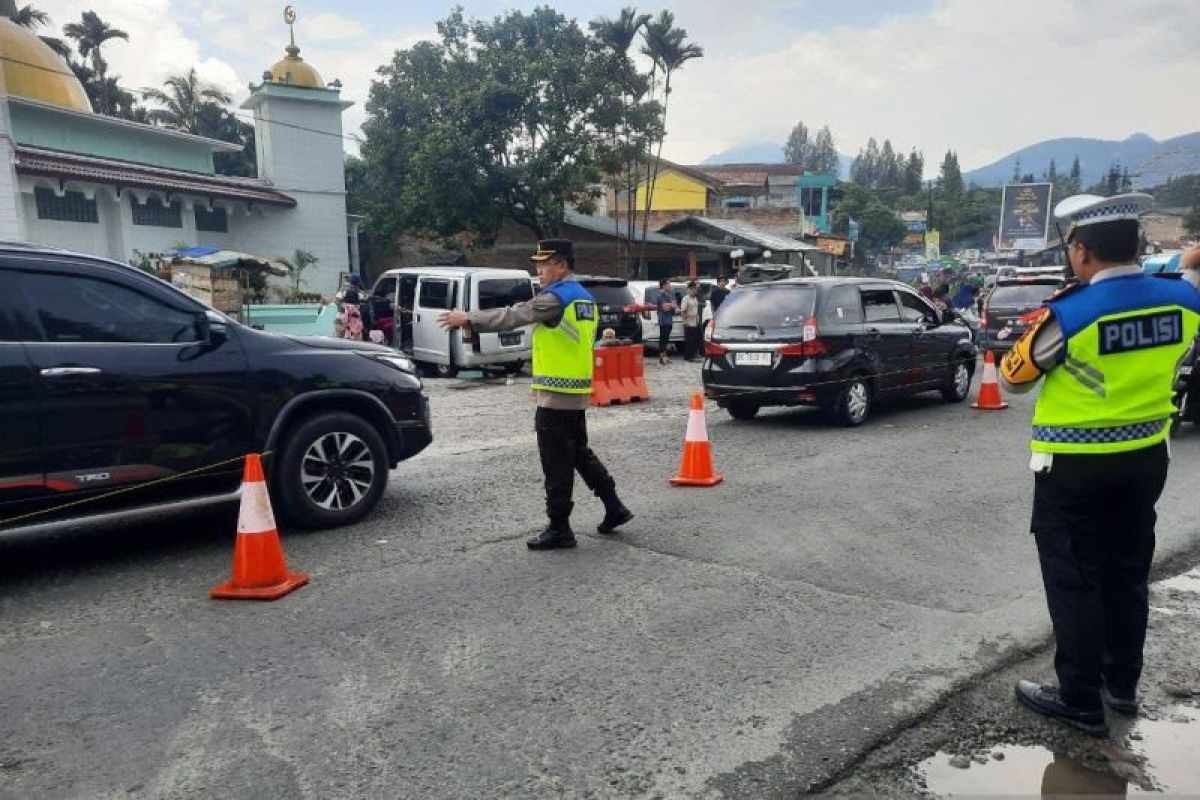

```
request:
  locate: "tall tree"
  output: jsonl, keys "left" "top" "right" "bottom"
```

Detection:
{"left": 938, "top": 150, "right": 964, "bottom": 198}
{"left": 590, "top": 7, "right": 653, "bottom": 270}
{"left": 808, "top": 126, "right": 839, "bottom": 174}
{"left": 903, "top": 149, "right": 924, "bottom": 197}
{"left": 1010, "top": 157, "right": 1022, "bottom": 184}
{"left": 637, "top": 10, "right": 703, "bottom": 272}
{"left": 63, "top": 10, "right": 128, "bottom": 79}
{"left": 1067, "top": 156, "right": 1082, "bottom": 194}
{"left": 142, "top": 69, "right": 233, "bottom": 135}
{"left": 8, "top": 3, "right": 47, "bottom": 29}
{"left": 784, "top": 121, "right": 809, "bottom": 165}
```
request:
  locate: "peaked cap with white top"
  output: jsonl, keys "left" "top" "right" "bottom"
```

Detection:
{"left": 1053, "top": 192, "right": 1154, "bottom": 235}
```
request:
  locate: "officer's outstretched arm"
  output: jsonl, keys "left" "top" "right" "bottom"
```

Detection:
{"left": 1000, "top": 308, "right": 1063, "bottom": 394}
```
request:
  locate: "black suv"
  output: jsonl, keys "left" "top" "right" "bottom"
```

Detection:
{"left": 978, "top": 276, "right": 1063, "bottom": 356}
{"left": 577, "top": 277, "right": 643, "bottom": 343}
{"left": 0, "top": 244, "right": 432, "bottom": 533}
{"left": 702, "top": 277, "right": 976, "bottom": 425}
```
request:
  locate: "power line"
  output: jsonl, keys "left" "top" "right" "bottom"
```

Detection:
{"left": 0, "top": 54, "right": 365, "bottom": 144}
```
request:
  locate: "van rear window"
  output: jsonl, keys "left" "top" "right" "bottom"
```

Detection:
{"left": 717, "top": 287, "right": 815, "bottom": 329}
{"left": 478, "top": 279, "right": 534, "bottom": 310}
{"left": 989, "top": 284, "right": 1058, "bottom": 308}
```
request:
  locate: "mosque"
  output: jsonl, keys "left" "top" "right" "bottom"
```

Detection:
{"left": 0, "top": 2, "right": 355, "bottom": 295}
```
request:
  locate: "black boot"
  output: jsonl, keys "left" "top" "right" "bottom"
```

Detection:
{"left": 1014, "top": 680, "right": 1108, "bottom": 737}
{"left": 598, "top": 502, "right": 634, "bottom": 534}
{"left": 527, "top": 521, "right": 576, "bottom": 550}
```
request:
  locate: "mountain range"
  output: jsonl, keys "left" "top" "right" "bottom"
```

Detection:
{"left": 701, "top": 133, "right": 1200, "bottom": 193}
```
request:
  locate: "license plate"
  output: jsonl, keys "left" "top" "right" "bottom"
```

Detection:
{"left": 500, "top": 332, "right": 522, "bottom": 346}
{"left": 601, "top": 314, "right": 617, "bottom": 324}
{"left": 735, "top": 351, "right": 772, "bottom": 367}
{"left": 1181, "top": 365, "right": 1194, "bottom": 376}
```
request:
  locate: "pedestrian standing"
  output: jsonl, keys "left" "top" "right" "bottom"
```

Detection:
{"left": 655, "top": 278, "right": 676, "bottom": 365}
{"left": 438, "top": 239, "right": 633, "bottom": 550}
{"left": 339, "top": 289, "right": 363, "bottom": 341}
{"left": 709, "top": 276, "right": 731, "bottom": 315}
{"left": 1001, "top": 194, "right": 1200, "bottom": 737}
{"left": 680, "top": 281, "right": 702, "bottom": 361}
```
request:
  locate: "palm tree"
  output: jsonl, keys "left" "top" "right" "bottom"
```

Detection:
{"left": 142, "top": 69, "right": 233, "bottom": 136}
{"left": 589, "top": 8, "right": 651, "bottom": 270}
{"left": 8, "top": 3, "right": 49, "bottom": 29}
{"left": 63, "top": 10, "right": 128, "bottom": 78}
{"left": 637, "top": 12, "right": 703, "bottom": 272}
{"left": 278, "top": 249, "right": 319, "bottom": 294}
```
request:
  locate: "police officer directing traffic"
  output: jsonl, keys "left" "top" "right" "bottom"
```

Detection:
{"left": 1001, "top": 193, "right": 1200, "bottom": 737}
{"left": 438, "top": 239, "right": 633, "bottom": 550}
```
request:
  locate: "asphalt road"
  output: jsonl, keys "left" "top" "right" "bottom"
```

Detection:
{"left": 3, "top": 359, "right": 1199, "bottom": 798}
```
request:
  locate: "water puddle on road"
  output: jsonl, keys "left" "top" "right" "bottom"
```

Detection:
{"left": 916, "top": 705, "right": 1200, "bottom": 796}
{"left": 1157, "top": 568, "right": 1200, "bottom": 595}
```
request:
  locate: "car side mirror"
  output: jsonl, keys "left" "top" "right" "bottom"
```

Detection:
{"left": 202, "top": 310, "right": 228, "bottom": 344}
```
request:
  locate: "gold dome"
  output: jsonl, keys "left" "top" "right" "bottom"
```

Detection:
{"left": 0, "top": 17, "right": 92, "bottom": 112}
{"left": 267, "top": 44, "right": 323, "bottom": 88}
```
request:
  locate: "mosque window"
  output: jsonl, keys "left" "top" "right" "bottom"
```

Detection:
{"left": 194, "top": 206, "right": 228, "bottom": 233}
{"left": 131, "top": 197, "right": 182, "bottom": 228}
{"left": 34, "top": 188, "right": 99, "bottom": 224}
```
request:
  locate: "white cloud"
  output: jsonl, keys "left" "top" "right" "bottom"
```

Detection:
{"left": 304, "top": 12, "right": 368, "bottom": 43}
{"left": 658, "top": 0, "right": 1200, "bottom": 168}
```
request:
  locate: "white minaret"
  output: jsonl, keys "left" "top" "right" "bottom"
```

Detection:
{"left": 239, "top": 6, "right": 353, "bottom": 295}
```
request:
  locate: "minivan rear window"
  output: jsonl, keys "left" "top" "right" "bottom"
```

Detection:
{"left": 585, "top": 284, "right": 634, "bottom": 307}
{"left": 989, "top": 283, "right": 1058, "bottom": 308}
{"left": 478, "top": 278, "right": 534, "bottom": 311}
{"left": 717, "top": 287, "right": 815, "bottom": 329}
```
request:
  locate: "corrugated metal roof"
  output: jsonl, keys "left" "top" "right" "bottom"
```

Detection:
{"left": 564, "top": 210, "right": 738, "bottom": 251}
{"left": 658, "top": 216, "right": 819, "bottom": 252}
{"left": 13, "top": 146, "right": 297, "bottom": 207}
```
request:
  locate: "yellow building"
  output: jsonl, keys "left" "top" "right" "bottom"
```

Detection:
{"left": 634, "top": 166, "right": 719, "bottom": 212}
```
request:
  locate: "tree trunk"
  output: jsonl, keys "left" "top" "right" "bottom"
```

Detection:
{"left": 639, "top": 72, "right": 672, "bottom": 278}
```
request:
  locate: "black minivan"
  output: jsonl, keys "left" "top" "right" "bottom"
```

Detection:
{"left": 702, "top": 277, "right": 976, "bottom": 425}
{"left": 0, "top": 244, "right": 432, "bottom": 534}
{"left": 577, "top": 276, "right": 643, "bottom": 343}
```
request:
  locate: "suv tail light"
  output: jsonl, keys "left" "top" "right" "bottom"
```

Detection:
{"left": 704, "top": 340, "right": 728, "bottom": 357}
{"left": 777, "top": 316, "right": 827, "bottom": 357}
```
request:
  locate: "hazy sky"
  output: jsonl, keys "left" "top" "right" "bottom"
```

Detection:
{"left": 38, "top": 0, "right": 1200, "bottom": 170}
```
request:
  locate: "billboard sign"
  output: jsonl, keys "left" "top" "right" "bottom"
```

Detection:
{"left": 999, "top": 183, "right": 1053, "bottom": 250}
{"left": 925, "top": 230, "right": 941, "bottom": 261}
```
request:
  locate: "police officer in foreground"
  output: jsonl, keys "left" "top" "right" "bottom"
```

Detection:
{"left": 1001, "top": 194, "right": 1200, "bottom": 737}
{"left": 438, "top": 239, "right": 633, "bottom": 550}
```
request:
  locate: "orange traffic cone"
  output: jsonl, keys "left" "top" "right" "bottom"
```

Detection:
{"left": 210, "top": 454, "right": 309, "bottom": 601}
{"left": 670, "top": 392, "right": 724, "bottom": 487}
{"left": 971, "top": 350, "right": 1009, "bottom": 410}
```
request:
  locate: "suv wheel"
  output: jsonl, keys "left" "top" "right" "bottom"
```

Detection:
{"left": 275, "top": 412, "right": 389, "bottom": 529}
{"left": 830, "top": 377, "right": 871, "bottom": 427}
{"left": 941, "top": 359, "right": 973, "bottom": 403}
{"left": 433, "top": 360, "right": 458, "bottom": 379}
{"left": 725, "top": 400, "right": 760, "bottom": 420}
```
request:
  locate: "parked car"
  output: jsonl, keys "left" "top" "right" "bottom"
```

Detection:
{"left": 977, "top": 276, "right": 1064, "bottom": 355}
{"left": 576, "top": 276, "right": 643, "bottom": 343}
{"left": 1172, "top": 331, "right": 1200, "bottom": 436}
{"left": 0, "top": 243, "right": 432, "bottom": 534}
{"left": 372, "top": 266, "right": 535, "bottom": 377}
{"left": 702, "top": 277, "right": 976, "bottom": 425}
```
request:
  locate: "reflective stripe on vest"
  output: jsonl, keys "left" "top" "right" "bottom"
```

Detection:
{"left": 1033, "top": 420, "right": 1167, "bottom": 446}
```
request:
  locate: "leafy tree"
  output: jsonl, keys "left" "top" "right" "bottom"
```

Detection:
{"left": 63, "top": 10, "right": 127, "bottom": 79}
{"left": 362, "top": 8, "right": 656, "bottom": 243}
{"left": 831, "top": 182, "right": 906, "bottom": 256}
{"left": 8, "top": 3, "right": 47, "bottom": 29}
{"left": 142, "top": 69, "right": 232, "bottom": 133}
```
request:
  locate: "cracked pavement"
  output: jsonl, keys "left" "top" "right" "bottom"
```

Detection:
{"left": 2, "top": 359, "right": 1198, "bottom": 798}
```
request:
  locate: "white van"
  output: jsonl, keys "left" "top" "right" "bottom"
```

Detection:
{"left": 370, "top": 266, "right": 534, "bottom": 377}
{"left": 629, "top": 279, "right": 720, "bottom": 352}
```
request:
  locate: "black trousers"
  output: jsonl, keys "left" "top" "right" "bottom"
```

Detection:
{"left": 1031, "top": 442, "right": 1169, "bottom": 708}
{"left": 683, "top": 325, "right": 702, "bottom": 360}
{"left": 658, "top": 325, "right": 672, "bottom": 355}
{"left": 534, "top": 407, "right": 617, "bottom": 524}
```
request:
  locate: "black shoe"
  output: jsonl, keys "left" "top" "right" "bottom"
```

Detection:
{"left": 1101, "top": 685, "right": 1139, "bottom": 716}
{"left": 1014, "top": 680, "right": 1108, "bottom": 737}
{"left": 597, "top": 505, "right": 634, "bottom": 534}
{"left": 527, "top": 525, "right": 577, "bottom": 550}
